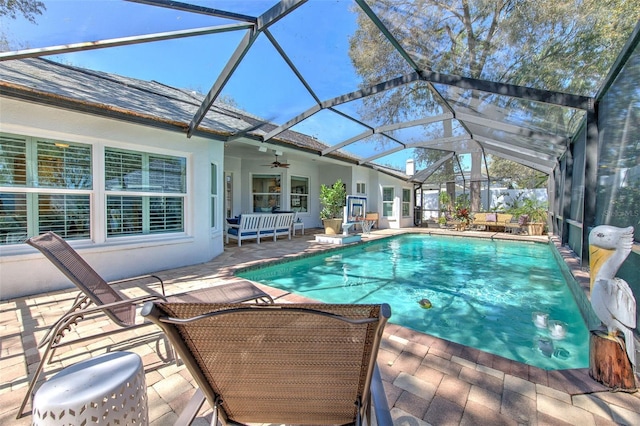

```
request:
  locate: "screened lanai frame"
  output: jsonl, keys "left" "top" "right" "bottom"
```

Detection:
{"left": 1, "top": 0, "right": 639, "bottom": 262}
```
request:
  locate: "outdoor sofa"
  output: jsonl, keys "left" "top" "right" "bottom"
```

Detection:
{"left": 472, "top": 212, "right": 514, "bottom": 231}
{"left": 226, "top": 212, "right": 295, "bottom": 246}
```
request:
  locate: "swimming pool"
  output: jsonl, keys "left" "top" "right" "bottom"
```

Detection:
{"left": 239, "top": 234, "right": 590, "bottom": 370}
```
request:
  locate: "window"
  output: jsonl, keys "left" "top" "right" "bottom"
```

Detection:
{"left": 0, "top": 134, "right": 92, "bottom": 244}
{"left": 290, "top": 176, "right": 308, "bottom": 212}
{"left": 105, "top": 147, "right": 185, "bottom": 237}
{"left": 252, "top": 174, "right": 280, "bottom": 212}
{"left": 211, "top": 163, "right": 217, "bottom": 227}
{"left": 382, "top": 187, "right": 394, "bottom": 217}
{"left": 402, "top": 188, "right": 411, "bottom": 217}
{"left": 356, "top": 182, "right": 366, "bottom": 194}
{"left": 225, "top": 172, "right": 233, "bottom": 218}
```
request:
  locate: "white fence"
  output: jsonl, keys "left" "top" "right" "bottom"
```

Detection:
{"left": 419, "top": 188, "right": 548, "bottom": 220}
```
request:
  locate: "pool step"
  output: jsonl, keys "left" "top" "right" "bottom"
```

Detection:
{"left": 315, "top": 234, "right": 362, "bottom": 245}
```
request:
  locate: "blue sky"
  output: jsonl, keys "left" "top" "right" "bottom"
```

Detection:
{"left": 2, "top": 1, "right": 362, "bottom": 114}
{"left": 1, "top": 0, "right": 422, "bottom": 169}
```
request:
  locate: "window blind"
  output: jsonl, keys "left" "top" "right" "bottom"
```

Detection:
{"left": 37, "top": 140, "right": 92, "bottom": 189}
{"left": 38, "top": 194, "right": 90, "bottom": 239}
{"left": 0, "top": 135, "right": 27, "bottom": 187}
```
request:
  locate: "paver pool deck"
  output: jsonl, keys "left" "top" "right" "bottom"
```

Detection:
{"left": 1, "top": 227, "right": 639, "bottom": 425}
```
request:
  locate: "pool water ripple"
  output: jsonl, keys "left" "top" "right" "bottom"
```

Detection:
{"left": 239, "top": 234, "right": 590, "bottom": 370}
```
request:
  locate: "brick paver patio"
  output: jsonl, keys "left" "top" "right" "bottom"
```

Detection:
{"left": 1, "top": 227, "right": 638, "bottom": 425}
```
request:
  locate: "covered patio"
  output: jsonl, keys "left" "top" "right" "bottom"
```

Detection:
{"left": 2, "top": 228, "right": 639, "bottom": 425}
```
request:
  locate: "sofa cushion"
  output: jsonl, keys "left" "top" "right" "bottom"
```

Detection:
{"left": 228, "top": 228, "right": 257, "bottom": 236}
{"left": 486, "top": 213, "right": 497, "bottom": 222}
{"left": 497, "top": 214, "right": 513, "bottom": 223}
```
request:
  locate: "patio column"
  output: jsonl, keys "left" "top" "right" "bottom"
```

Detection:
{"left": 444, "top": 119, "right": 456, "bottom": 211}
{"left": 582, "top": 102, "right": 599, "bottom": 261}
{"left": 470, "top": 152, "right": 482, "bottom": 212}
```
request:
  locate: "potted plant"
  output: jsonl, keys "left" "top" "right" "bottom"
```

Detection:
{"left": 519, "top": 198, "right": 547, "bottom": 235}
{"left": 319, "top": 179, "right": 347, "bottom": 235}
{"left": 452, "top": 193, "right": 472, "bottom": 230}
{"left": 507, "top": 195, "right": 547, "bottom": 235}
{"left": 454, "top": 207, "right": 472, "bottom": 230}
{"left": 437, "top": 215, "right": 447, "bottom": 228}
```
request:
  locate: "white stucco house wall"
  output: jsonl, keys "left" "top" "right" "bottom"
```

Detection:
{"left": 0, "top": 58, "right": 414, "bottom": 300}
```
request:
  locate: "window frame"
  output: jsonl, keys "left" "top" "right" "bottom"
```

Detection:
{"left": 104, "top": 146, "right": 187, "bottom": 238}
{"left": 0, "top": 133, "right": 93, "bottom": 243}
{"left": 402, "top": 188, "right": 411, "bottom": 217}
{"left": 290, "top": 175, "right": 309, "bottom": 213}
{"left": 211, "top": 162, "right": 218, "bottom": 230}
{"left": 382, "top": 186, "right": 395, "bottom": 217}
{"left": 251, "top": 173, "right": 282, "bottom": 213}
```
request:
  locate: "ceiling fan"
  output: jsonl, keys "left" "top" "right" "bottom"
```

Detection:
{"left": 263, "top": 154, "right": 290, "bottom": 168}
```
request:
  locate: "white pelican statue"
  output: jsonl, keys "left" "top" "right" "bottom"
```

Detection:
{"left": 589, "top": 225, "right": 636, "bottom": 369}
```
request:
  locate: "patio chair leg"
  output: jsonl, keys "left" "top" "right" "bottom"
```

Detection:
{"left": 16, "top": 334, "right": 57, "bottom": 419}
{"left": 174, "top": 388, "right": 206, "bottom": 426}
{"left": 156, "top": 333, "right": 178, "bottom": 364}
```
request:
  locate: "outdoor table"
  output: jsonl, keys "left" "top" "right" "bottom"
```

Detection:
{"left": 32, "top": 351, "right": 147, "bottom": 425}
{"left": 505, "top": 222, "right": 523, "bottom": 234}
{"left": 292, "top": 219, "right": 304, "bottom": 235}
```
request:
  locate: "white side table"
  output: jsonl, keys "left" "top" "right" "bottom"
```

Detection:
{"left": 32, "top": 351, "right": 147, "bottom": 425}
{"left": 292, "top": 220, "right": 304, "bottom": 235}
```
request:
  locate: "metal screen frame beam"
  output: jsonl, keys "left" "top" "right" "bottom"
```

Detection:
{"left": 582, "top": 103, "right": 599, "bottom": 260}
{"left": 483, "top": 146, "right": 554, "bottom": 174}
{"left": 358, "top": 135, "right": 464, "bottom": 165}
{"left": 455, "top": 112, "right": 568, "bottom": 145}
{"left": 0, "top": 23, "right": 253, "bottom": 61}
{"left": 475, "top": 136, "right": 558, "bottom": 163}
{"left": 262, "top": 72, "right": 422, "bottom": 142}
{"left": 420, "top": 71, "right": 594, "bottom": 111}
{"left": 410, "top": 152, "right": 455, "bottom": 183}
{"left": 187, "top": 0, "right": 307, "bottom": 137}
{"left": 264, "top": 29, "right": 321, "bottom": 105}
{"left": 322, "top": 114, "right": 452, "bottom": 157}
{"left": 376, "top": 113, "right": 454, "bottom": 133}
{"left": 187, "top": 28, "right": 257, "bottom": 136}
{"left": 126, "top": 0, "right": 258, "bottom": 22}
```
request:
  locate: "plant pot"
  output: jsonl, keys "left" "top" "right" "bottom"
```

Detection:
{"left": 322, "top": 218, "right": 343, "bottom": 235}
{"left": 526, "top": 222, "right": 544, "bottom": 236}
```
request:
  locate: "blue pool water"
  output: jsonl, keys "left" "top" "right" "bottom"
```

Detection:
{"left": 239, "top": 234, "right": 590, "bottom": 370}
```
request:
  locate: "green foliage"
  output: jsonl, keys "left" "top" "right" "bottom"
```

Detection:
{"left": 454, "top": 193, "right": 471, "bottom": 212}
{"left": 488, "top": 157, "right": 548, "bottom": 189}
{"left": 1, "top": 0, "right": 45, "bottom": 51}
{"left": 350, "top": 0, "right": 637, "bottom": 96}
{"left": 319, "top": 179, "right": 347, "bottom": 219}
{"left": 438, "top": 191, "right": 451, "bottom": 210}
{"left": 504, "top": 192, "right": 547, "bottom": 223}
{"left": 0, "top": 0, "right": 45, "bottom": 23}
{"left": 348, "top": 0, "right": 638, "bottom": 178}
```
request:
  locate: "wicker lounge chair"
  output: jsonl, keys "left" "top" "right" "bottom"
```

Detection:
{"left": 18, "top": 231, "right": 273, "bottom": 419}
{"left": 142, "top": 301, "right": 393, "bottom": 426}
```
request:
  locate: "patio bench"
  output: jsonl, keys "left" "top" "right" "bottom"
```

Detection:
{"left": 226, "top": 212, "right": 295, "bottom": 246}
{"left": 472, "top": 213, "right": 514, "bottom": 231}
